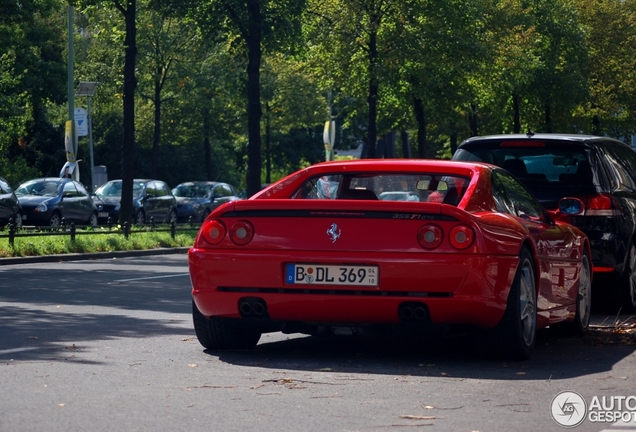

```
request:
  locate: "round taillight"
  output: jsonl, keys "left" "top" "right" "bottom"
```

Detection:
{"left": 449, "top": 225, "right": 474, "bottom": 250}
{"left": 202, "top": 220, "right": 226, "bottom": 245}
{"left": 230, "top": 220, "right": 254, "bottom": 245}
{"left": 417, "top": 224, "right": 443, "bottom": 249}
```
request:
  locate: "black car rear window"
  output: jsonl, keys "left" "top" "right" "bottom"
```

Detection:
{"left": 454, "top": 141, "right": 597, "bottom": 208}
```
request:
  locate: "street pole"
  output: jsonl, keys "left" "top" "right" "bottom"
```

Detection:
{"left": 87, "top": 95, "right": 94, "bottom": 190}
{"left": 67, "top": 5, "right": 76, "bottom": 176}
{"left": 75, "top": 82, "right": 99, "bottom": 189}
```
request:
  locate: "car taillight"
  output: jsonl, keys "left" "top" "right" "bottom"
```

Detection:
{"left": 585, "top": 193, "right": 622, "bottom": 216}
{"left": 449, "top": 225, "right": 475, "bottom": 250}
{"left": 230, "top": 220, "right": 254, "bottom": 245}
{"left": 417, "top": 224, "right": 443, "bottom": 249}
{"left": 202, "top": 220, "right": 226, "bottom": 245}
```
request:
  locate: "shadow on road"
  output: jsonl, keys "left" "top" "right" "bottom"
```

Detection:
{"left": 208, "top": 327, "right": 635, "bottom": 381}
{"left": 0, "top": 304, "right": 193, "bottom": 363}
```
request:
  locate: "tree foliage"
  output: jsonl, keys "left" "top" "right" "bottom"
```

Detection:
{"left": 3, "top": 0, "right": 636, "bottom": 193}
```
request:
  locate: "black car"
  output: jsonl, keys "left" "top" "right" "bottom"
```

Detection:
{"left": 452, "top": 133, "right": 636, "bottom": 311}
{"left": 93, "top": 179, "right": 177, "bottom": 225}
{"left": 0, "top": 176, "right": 22, "bottom": 228}
{"left": 171, "top": 181, "right": 241, "bottom": 222}
{"left": 15, "top": 177, "right": 98, "bottom": 227}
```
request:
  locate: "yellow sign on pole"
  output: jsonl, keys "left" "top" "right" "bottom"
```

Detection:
{"left": 323, "top": 121, "right": 336, "bottom": 161}
{"left": 65, "top": 120, "right": 76, "bottom": 162}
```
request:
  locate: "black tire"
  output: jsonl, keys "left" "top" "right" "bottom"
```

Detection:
{"left": 490, "top": 247, "right": 537, "bottom": 360}
{"left": 135, "top": 210, "right": 145, "bottom": 225}
{"left": 87, "top": 212, "right": 98, "bottom": 228}
{"left": 192, "top": 300, "right": 261, "bottom": 350}
{"left": 49, "top": 212, "right": 61, "bottom": 227}
{"left": 201, "top": 209, "right": 211, "bottom": 222}
{"left": 620, "top": 242, "right": 636, "bottom": 313}
{"left": 571, "top": 254, "right": 592, "bottom": 335}
{"left": 553, "top": 253, "right": 592, "bottom": 337}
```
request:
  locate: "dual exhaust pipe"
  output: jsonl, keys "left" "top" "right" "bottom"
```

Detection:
{"left": 398, "top": 301, "right": 430, "bottom": 323}
{"left": 239, "top": 298, "right": 428, "bottom": 323}
{"left": 239, "top": 297, "right": 268, "bottom": 318}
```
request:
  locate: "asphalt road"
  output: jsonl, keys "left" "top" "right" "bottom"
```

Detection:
{"left": 0, "top": 252, "right": 635, "bottom": 432}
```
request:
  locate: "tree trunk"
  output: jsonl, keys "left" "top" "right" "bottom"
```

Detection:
{"left": 400, "top": 130, "right": 411, "bottom": 158}
{"left": 151, "top": 68, "right": 161, "bottom": 178}
{"left": 384, "top": 131, "right": 395, "bottom": 158}
{"left": 265, "top": 102, "right": 271, "bottom": 184}
{"left": 512, "top": 92, "right": 520, "bottom": 134}
{"left": 366, "top": 17, "right": 379, "bottom": 159}
{"left": 119, "top": 0, "right": 137, "bottom": 226}
{"left": 202, "top": 95, "right": 212, "bottom": 180}
{"left": 450, "top": 131, "right": 458, "bottom": 156}
{"left": 544, "top": 102, "right": 552, "bottom": 133}
{"left": 469, "top": 103, "right": 478, "bottom": 137}
{"left": 413, "top": 97, "right": 427, "bottom": 158}
{"left": 245, "top": 0, "right": 263, "bottom": 197}
{"left": 592, "top": 114, "right": 600, "bottom": 136}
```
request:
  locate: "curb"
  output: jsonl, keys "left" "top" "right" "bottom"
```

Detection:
{"left": 0, "top": 247, "right": 190, "bottom": 265}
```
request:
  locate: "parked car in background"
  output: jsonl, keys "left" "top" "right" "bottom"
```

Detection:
{"left": 0, "top": 176, "right": 22, "bottom": 228}
{"left": 172, "top": 181, "right": 241, "bottom": 222}
{"left": 189, "top": 159, "right": 592, "bottom": 360}
{"left": 15, "top": 177, "right": 98, "bottom": 227}
{"left": 452, "top": 133, "right": 636, "bottom": 311}
{"left": 92, "top": 179, "right": 177, "bottom": 225}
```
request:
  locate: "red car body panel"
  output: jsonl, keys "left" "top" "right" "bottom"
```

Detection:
{"left": 188, "top": 160, "right": 590, "bottom": 332}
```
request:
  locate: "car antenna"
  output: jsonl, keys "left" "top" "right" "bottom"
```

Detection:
{"left": 526, "top": 129, "right": 535, "bottom": 138}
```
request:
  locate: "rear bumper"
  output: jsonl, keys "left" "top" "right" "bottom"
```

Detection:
{"left": 188, "top": 248, "right": 519, "bottom": 329}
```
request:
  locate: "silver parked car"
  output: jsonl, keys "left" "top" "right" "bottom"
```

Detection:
{"left": 93, "top": 179, "right": 177, "bottom": 225}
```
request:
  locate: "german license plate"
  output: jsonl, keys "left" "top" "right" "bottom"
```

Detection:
{"left": 285, "top": 264, "right": 378, "bottom": 286}
{"left": 98, "top": 212, "right": 109, "bottom": 218}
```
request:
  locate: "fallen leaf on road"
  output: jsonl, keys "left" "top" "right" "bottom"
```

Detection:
{"left": 399, "top": 415, "right": 438, "bottom": 420}
{"left": 188, "top": 364, "right": 197, "bottom": 368}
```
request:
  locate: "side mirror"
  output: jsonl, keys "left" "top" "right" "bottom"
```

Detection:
{"left": 549, "top": 197, "right": 585, "bottom": 224}
{"left": 558, "top": 197, "right": 585, "bottom": 216}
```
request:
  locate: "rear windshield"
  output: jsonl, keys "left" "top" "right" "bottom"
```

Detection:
{"left": 291, "top": 173, "right": 470, "bottom": 206}
{"left": 454, "top": 142, "right": 596, "bottom": 208}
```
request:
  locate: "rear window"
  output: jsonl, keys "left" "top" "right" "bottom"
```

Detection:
{"left": 454, "top": 141, "right": 597, "bottom": 208}
{"left": 291, "top": 173, "right": 470, "bottom": 206}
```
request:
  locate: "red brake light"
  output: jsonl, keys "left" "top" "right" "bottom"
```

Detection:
{"left": 449, "top": 225, "right": 475, "bottom": 250}
{"left": 202, "top": 220, "right": 226, "bottom": 245}
{"left": 417, "top": 224, "right": 443, "bottom": 249}
{"left": 500, "top": 141, "right": 545, "bottom": 147}
{"left": 230, "top": 220, "right": 254, "bottom": 245}
{"left": 586, "top": 194, "right": 622, "bottom": 216}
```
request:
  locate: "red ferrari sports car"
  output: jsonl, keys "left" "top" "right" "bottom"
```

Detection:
{"left": 188, "top": 160, "right": 592, "bottom": 359}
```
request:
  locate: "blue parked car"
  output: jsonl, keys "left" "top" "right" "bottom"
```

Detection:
{"left": 171, "top": 181, "right": 241, "bottom": 222}
{"left": 15, "top": 177, "right": 98, "bottom": 227}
